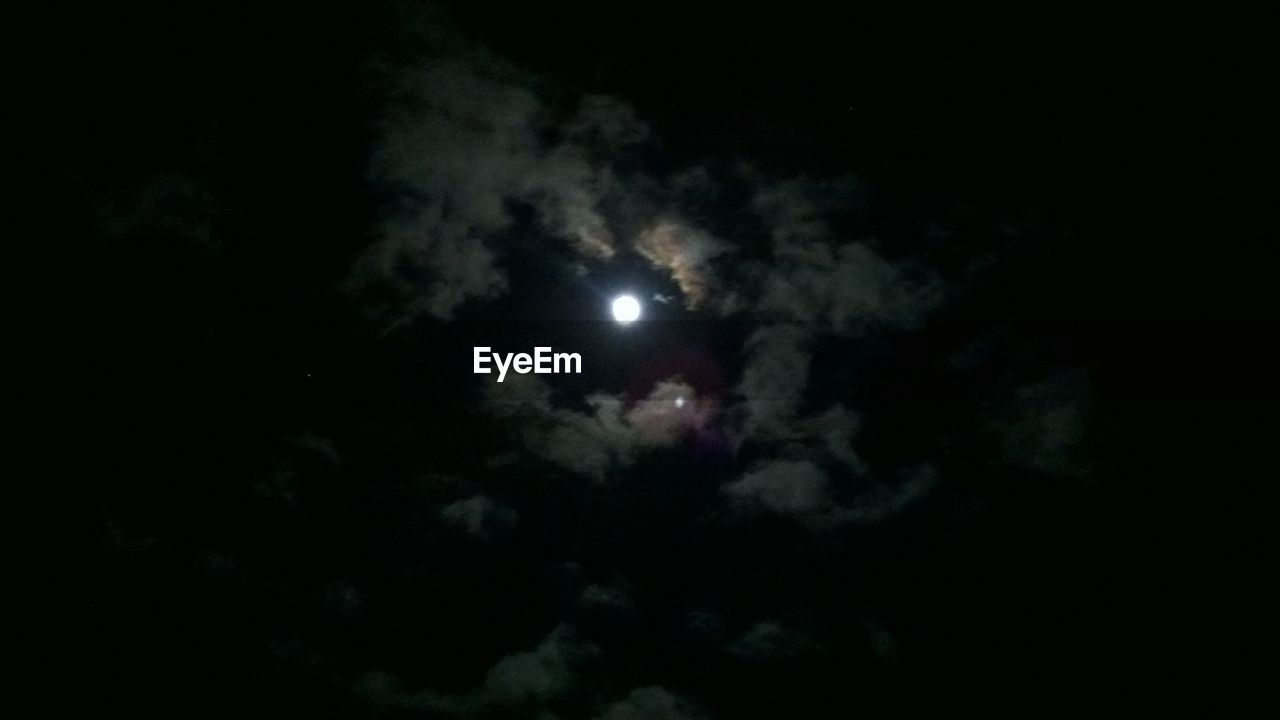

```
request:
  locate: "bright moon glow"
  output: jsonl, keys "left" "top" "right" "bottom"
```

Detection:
{"left": 612, "top": 295, "right": 641, "bottom": 324}
{"left": 675, "top": 396, "right": 686, "bottom": 408}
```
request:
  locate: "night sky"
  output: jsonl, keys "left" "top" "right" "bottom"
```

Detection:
{"left": 38, "top": 2, "right": 1193, "bottom": 715}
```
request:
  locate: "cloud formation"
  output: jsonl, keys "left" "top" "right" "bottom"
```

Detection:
{"left": 625, "top": 379, "right": 712, "bottom": 445}
{"left": 994, "top": 369, "right": 1097, "bottom": 479}
{"left": 440, "top": 494, "right": 518, "bottom": 538}
{"left": 485, "top": 376, "right": 706, "bottom": 481}
{"left": 635, "top": 220, "right": 730, "bottom": 310}
{"left": 595, "top": 686, "right": 706, "bottom": 720}
{"left": 756, "top": 239, "right": 939, "bottom": 333}
{"left": 726, "top": 621, "right": 818, "bottom": 660}
{"left": 736, "top": 324, "right": 813, "bottom": 442}
{"left": 481, "top": 624, "right": 598, "bottom": 706}
{"left": 723, "top": 459, "right": 936, "bottom": 529}
{"left": 358, "top": 624, "right": 598, "bottom": 717}
{"left": 724, "top": 459, "right": 834, "bottom": 518}
{"left": 578, "top": 580, "right": 636, "bottom": 613}
{"left": 349, "top": 40, "right": 652, "bottom": 329}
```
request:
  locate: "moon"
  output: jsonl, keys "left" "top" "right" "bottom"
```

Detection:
{"left": 612, "top": 295, "right": 641, "bottom": 324}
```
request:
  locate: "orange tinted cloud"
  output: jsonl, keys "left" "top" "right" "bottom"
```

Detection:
{"left": 634, "top": 220, "right": 727, "bottom": 310}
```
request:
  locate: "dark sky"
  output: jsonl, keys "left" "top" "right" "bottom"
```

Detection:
{"left": 34, "top": 1, "right": 1224, "bottom": 716}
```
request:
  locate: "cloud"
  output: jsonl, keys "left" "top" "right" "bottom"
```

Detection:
{"left": 485, "top": 372, "right": 556, "bottom": 416}
{"left": 993, "top": 370, "right": 1096, "bottom": 479}
{"left": 254, "top": 434, "right": 341, "bottom": 508}
{"left": 484, "top": 375, "right": 632, "bottom": 480}
{"left": 348, "top": 33, "right": 653, "bottom": 329}
{"left": 723, "top": 459, "right": 936, "bottom": 528}
{"left": 726, "top": 621, "right": 818, "bottom": 660}
{"left": 350, "top": 10, "right": 953, "bottom": 330}
{"left": 833, "top": 463, "right": 938, "bottom": 524}
{"left": 727, "top": 180, "right": 944, "bottom": 503}
{"left": 318, "top": 580, "right": 363, "bottom": 616}
{"left": 566, "top": 94, "right": 652, "bottom": 150}
{"left": 439, "top": 495, "right": 518, "bottom": 538}
{"left": 803, "top": 404, "right": 869, "bottom": 474}
{"left": 755, "top": 237, "right": 940, "bottom": 334}
{"left": 736, "top": 324, "right": 813, "bottom": 442}
{"left": 485, "top": 376, "right": 704, "bottom": 481}
{"left": 350, "top": 211, "right": 511, "bottom": 330}
{"left": 357, "top": 624, "right": 598, "bottom": 717}
{"left": 634, "top": 220, "right": 730, "bottom": 310}
{"left": 624, "top": 379, "right": 711, "bottom": 445}
{"left": 481, "top": 624, "right": 598, "bottom": 706}
{"left": 578, "top": 580, "right": 635, "bottom": 613}
{"left": 595, "top": 686, "right": 706, "bottom": 720}
{"left": 719, "top": 174, "right": 946, "bottom": 530}
{"left": 751, "top": 175, "right": 864, "bottom": 246}
{"left": 536, "top": 395, "right": 636, "bottom": 481}
{"left": 745, "top": 171, "right": 935, "bottom": 313}
{"left": 687, "top": 610, "right": 725, "bottom": 639}
{"left": 350, "top": 54, "right": 534, "bottom": 328}
{"left": 724, "top": 459, "right": 834, "bottom": 517}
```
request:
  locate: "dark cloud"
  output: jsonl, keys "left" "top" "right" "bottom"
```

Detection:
{"left": 348, "top": 39, "right": 653, "bottom": 329}
{"left": 726, "top": 621, "right": 819, "bottom": 660}
{"left": 723, "top": 459, "right": 834, "bottom": 520}
{"left": 578, "top": 579, "right": 636, "bottom": 613}
{"left": 687, "top": 610, "right": 726, "bottom": 640}
{"left": 993, "top": 370, "right": 1097, "bottom": 479}
{"left": 749, "top": 175, "right": 939, "bottom": 333}
{"left": 440, "top": 494, "right": 518, "bottom": 538}
{"left": 729, "top": 173, "right": 939, "bottom": 425}
{"left": 736, "top": 324, "right": 813, "bottom": 443}
{"left": 358, "top": 624, "right": 598, "bottom": 717}
{"left": 717, "top": 175, "right": 946, "bottom": 527}
{"left": 594, "top": 686, "right": 706, "bottom": 720}
{"left": 486, "top": 375, "right": 636, "bottom": 481}
{"left": 755, "top": 239, "right": 940, "bottom": 333}
{"left": 804, "top": 404, "right": 870, "bottom": 474}
{"left": 318, "top": 580, "right": 364, "bottom": 616}
{"left": 835, "top": 463, "right": 938, "bottom": 524}
{"left": 254, "top": 434, "right": 341, "bottom": 508}
{"left": 347, "top": 12, "right": 949, "bottom": 336}
{"left": 723, "top": 460, "right": 936, "bottom": 528}
{"left": 485, "top": 376, "right": 704, "bottom": 481}
{"left": 481, "top": 624, "right": 598, "bottom": 706}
